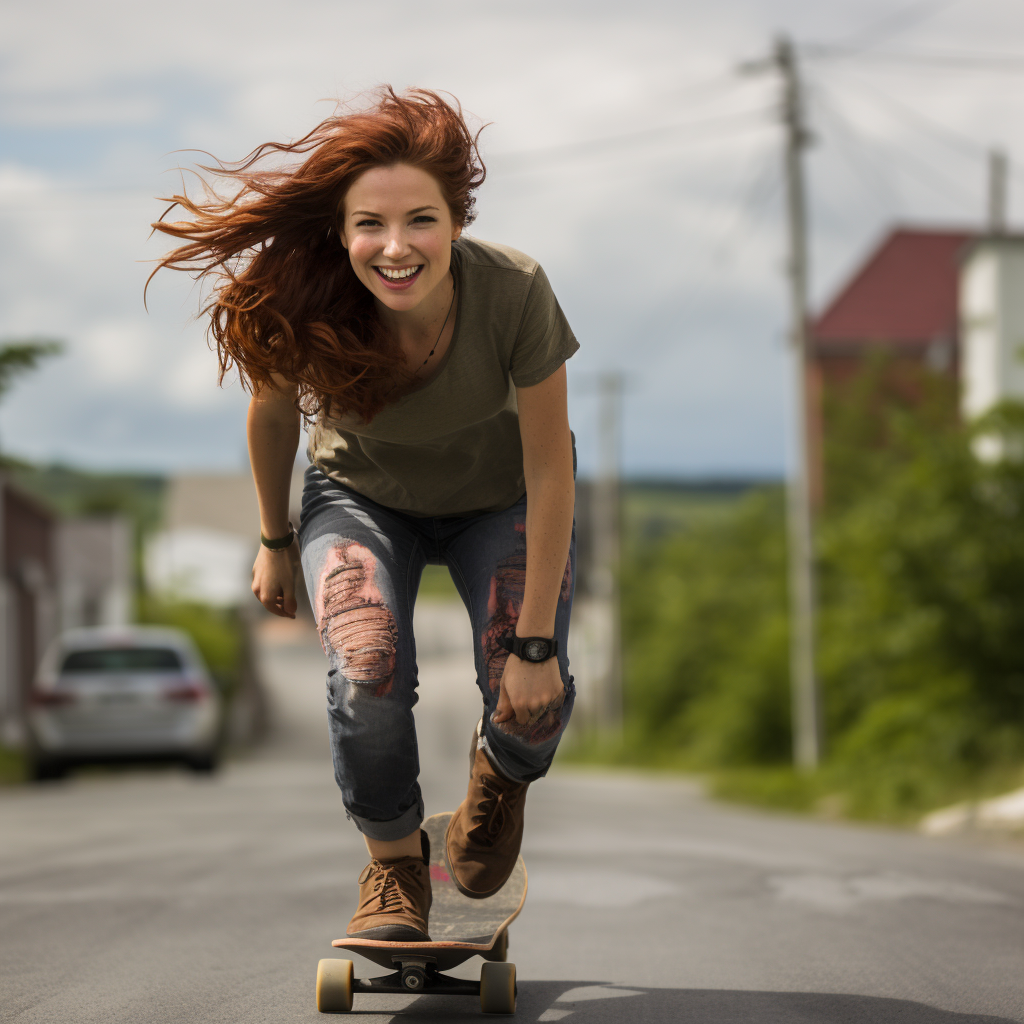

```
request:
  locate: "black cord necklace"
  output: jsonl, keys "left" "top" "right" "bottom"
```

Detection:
{"left": 420, "top": 280, "right": 457, "bottom": 368}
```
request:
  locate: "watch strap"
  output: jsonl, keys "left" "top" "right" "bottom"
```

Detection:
{"left": 498, "top": 632, "right": 558, "bottom": 661}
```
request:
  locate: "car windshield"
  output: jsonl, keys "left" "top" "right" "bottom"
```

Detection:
{"left": 61, "top": 648, "right": 183, "bottom": 673}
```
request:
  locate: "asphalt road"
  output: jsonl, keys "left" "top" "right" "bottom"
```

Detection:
{"left": 2, "top": 606, "right": 1023, "bottom": 1024}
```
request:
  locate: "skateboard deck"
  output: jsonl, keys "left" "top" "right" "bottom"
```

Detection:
{"left": 332, "top": 811, "right": 527, "bottom": 972}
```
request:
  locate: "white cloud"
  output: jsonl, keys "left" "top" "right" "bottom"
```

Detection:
{"left": 0, "top": 0, "right": 1022, "bottom": 474}
{"left": 0, "top": 162, "right": 50, "bottom": 197}
{"left": 80, "top": 320, "right": 153, "bottom": 386}
{"left": 0, "top": 95, "right": 160, "bottom": 128}
{"left": 161, "top": 334, "right": 231, "bottom": 409}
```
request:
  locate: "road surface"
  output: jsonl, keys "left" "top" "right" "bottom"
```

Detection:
{"left": 2, "top": 604, "right": 1022, "bottom": 1023}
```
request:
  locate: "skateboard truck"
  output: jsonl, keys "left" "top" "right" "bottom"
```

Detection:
{"left": 393, "top": 954, "right": 435, "bottom": 992}
{"left": 345, "top": 957, "right": 484, "bottom": 999}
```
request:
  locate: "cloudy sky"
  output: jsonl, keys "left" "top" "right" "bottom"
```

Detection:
{"left": 2, "top": 0, "right": 1023, "bottom": 479}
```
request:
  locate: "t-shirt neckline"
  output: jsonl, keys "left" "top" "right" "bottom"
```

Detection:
{"left": 396, "top": 248, "right": 463, "bottom": 400}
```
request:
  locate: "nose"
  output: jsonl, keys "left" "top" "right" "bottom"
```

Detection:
{"left": 382, "top": 229, "right": 412, "bottom": 261}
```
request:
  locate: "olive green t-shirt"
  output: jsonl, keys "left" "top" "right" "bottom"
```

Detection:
{"left": 306, "top": 236, "right": 579, "bottom": 517}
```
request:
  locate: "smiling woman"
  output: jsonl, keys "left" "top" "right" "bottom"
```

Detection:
{"left": 149, "top": 87, "right": 579, "bottom": 964}
{"left": 150, "top": 88, "right": 484, "bottom": 423}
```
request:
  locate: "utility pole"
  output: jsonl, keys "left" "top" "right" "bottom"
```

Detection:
{"left": 744, "top": 37, "right": 821, "bottom": 767}
{"left": 988, "top": 149, "right": 1008, "bottom": 234}
{"left": 591, "top": 371, "right": 624, "bottom": 732}
{"left": 776, "top": 36, "right": 821, "bottom": 769}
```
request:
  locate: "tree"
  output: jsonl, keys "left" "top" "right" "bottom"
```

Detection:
{"left": 0, "top": 338, "right": 62, "bottom": 454}
{"left": 0, "top": 339, "right": 62, "bottom": 401}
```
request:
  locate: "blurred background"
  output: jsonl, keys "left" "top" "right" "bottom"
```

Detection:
{"left": 3, "top": 0, "right": 1024, "bottom": 833}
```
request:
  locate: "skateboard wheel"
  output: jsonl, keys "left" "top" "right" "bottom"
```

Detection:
{"left": 316, "top": 958, "right": 353, "bottom": 1012}
{"left": 480, "top": 961, "right": 516, "bottom": 1014}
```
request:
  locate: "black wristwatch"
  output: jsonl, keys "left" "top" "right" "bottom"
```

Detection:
{"left": 498, "top": 632, "right": 558, "bottom": 663}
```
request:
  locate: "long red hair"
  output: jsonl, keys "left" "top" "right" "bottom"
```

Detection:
{"left": 150, "top": 88, "right": 486, "bottom": 421}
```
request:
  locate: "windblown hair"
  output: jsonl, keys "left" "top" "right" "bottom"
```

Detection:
{"left": 150, "top": 88, "right": 486, "bottom": 421}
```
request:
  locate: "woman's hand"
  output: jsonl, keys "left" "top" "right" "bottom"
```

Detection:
{"left": 251, "top": 541, "right": 301, "bottom": 618}
{"left": 493, "top": 654, "right": 564, "bottom": 726}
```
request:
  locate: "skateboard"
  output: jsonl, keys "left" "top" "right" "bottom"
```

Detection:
{"left": 316, "top": 811, "right": 527, "bottom": 1015}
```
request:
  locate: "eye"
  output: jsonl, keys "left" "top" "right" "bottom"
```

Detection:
{"left": 355, "top": 218, "right": 381, "bottom": 227}
{"left": 412, "top": 215, "right": 437, "bottom": 224}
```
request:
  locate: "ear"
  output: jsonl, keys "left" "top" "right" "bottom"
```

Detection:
{"left": 452, "top": 223, "right": 463, "bottom": 242}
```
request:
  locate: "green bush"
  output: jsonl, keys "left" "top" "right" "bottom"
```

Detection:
{"left": 136, "top": 595, "right": 246, "bottom": 699}
{"left": 622, "top": 488, "right": 791, "bottom": 767}
{"left": 0, "top": 745, "right": 26, "bottom": 785}
{"left": 589, "top": 378, "right": 1024, "bottom": 822}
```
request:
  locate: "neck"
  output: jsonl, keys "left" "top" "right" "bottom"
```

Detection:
{"left": 375, "top": 271, "right": 455, "bottom": 342}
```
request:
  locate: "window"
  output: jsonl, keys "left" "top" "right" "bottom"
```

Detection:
{"left": 61, "top": 648, "right": 183, "bottom": 673}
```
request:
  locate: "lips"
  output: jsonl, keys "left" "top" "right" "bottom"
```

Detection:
{"left": 373, "top": 265, "right": 424, "bottom": 289}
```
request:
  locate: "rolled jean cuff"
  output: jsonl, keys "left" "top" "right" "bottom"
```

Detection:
{"left": 346, "top": 799, "right": 424, "bottom": 842}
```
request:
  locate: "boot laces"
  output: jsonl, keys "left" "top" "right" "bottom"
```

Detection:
{"left": 370, "top": 862, "right": 413, "bottom": 914}
{"left": 468, "top": 774, "right": 519, "bottom": 847}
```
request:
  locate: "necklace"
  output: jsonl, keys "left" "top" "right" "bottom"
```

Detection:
{"left": 420, "top": 280, "right": 456, "bottom": 368}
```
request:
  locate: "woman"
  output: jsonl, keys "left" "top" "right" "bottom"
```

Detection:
{"left": 152, "top": 88, "right": 577, "bottom": 941}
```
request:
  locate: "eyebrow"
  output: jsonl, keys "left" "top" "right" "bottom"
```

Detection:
{"left": 350, "top": 206, "right": 440, "bottom": 218}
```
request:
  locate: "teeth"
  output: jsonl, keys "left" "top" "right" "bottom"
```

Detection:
{"left": 378, "top": 266, "right": 421, "bottom": 280}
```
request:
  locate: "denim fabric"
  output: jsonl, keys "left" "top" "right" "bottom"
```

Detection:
{"left": 298, "top": 466, "right": 576, "bottom": 842}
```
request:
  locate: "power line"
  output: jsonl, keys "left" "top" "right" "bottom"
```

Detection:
{"left": 830, "top": 70, "right": 984, "bottom": 160}
{"left": 811, "top": 75, "right": 979, "bottom": 211}
{"left": 808, "top": 0, "right": 963, "bottom": 56}
{"left": 710, "top": 143, "right": 781, "bottom": 265}
{"left": 813, "top": 67, "right": 1020, "bottom": 206}
{"left": 3, "top": 105, "right": 777, "bottom": 208}
{"left": 807, "top": 47, "right": 1024, "bottom": 71}
{"left": 810, "top": 84, "right": 904, "bottom": 216}
{"left": 488, "top": 106, "right": 778, "bottom": 171}
{"left": 662, "top": 69, "right": 762, "bottom": 111}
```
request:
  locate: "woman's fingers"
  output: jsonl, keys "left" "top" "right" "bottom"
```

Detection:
{"left": 493, "top": 684, "right": 514, "bottom": 723}
{"left": 495, "top": 656, "right": 564, "bottom": 726}
{"left": 251, "top": 547, "right": 300, "bottom": 618}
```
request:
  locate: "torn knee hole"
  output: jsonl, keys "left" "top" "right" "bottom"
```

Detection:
{"left": 317, "top": 543, "right": 398, "bottom": 694}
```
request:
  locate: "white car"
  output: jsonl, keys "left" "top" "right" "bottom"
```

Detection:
{"left": 28, "top": 626, "right": 222, "bottom": 779}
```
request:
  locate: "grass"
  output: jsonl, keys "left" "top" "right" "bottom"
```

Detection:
{"left": 709, "top": 762, "right": 1024, "bottom": 824}
{"left": 0, "top": 746, "right": 26, "bottom": 785}
{"left": 417, "top": 564, "right": 461, "bottom": 600}
{"left": 622, "top": 482, "right": 759, "bottom": 549}
{"left": 563, "top": 741, "right": 1024, "bottom": 825}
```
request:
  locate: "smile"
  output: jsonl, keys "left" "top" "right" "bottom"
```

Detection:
{"left": 374, "top": 265, "right": 423, "bottom": 288}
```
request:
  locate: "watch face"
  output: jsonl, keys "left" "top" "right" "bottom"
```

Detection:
{"left": 523, "top": 640, "right": 549, "bottom": 662}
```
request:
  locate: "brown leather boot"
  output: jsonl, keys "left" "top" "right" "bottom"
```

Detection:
{"left": 445, "top": 729, "right": 529, "bottom": 899}
{"left": 346, "top": 830, "right": 431, "bottom": 941}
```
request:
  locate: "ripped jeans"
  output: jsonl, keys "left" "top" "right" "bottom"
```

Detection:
{"left": 298, "top": 466, "right": 576, "bottom": 842}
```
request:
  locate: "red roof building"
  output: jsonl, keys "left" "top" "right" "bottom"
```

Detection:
{"left": 806, "top": 227, "right": 974, "bottom": 505}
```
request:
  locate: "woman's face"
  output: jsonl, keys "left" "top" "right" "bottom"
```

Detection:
{"left": 339, "top": 163, "right": 461, "bottom": 313}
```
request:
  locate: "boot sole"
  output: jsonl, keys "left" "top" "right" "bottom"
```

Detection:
{"left": 345, "top": 924, "right": 430, "bottom": 941}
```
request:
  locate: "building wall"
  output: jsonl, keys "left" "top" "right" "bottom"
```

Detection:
{"left": 56, "top": 516, "right": 132, "bottom": 630}
{"left": 165, "top": 471, "right": 306, "bottom": 538}
{"left": 806, "top": 345, "right": 958, "bottom": 508}
{"left": 0, "top": 478, "right": 58, "bottom": 744}
{"left": 151, "top": 470, "right": 308, "bottom": 613}
{"left": 961, "top": 238, "right": 1024, "bottom": 423}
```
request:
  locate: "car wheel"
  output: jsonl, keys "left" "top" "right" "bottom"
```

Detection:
{"left": 30, "top": 756, "right": 68, "bottom": 782}
{"left": 186, "top": 749, "right": 220, "bottom": 774}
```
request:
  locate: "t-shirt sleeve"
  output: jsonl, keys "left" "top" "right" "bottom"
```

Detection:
{"left": 508, "top": 265, "right": 580, "bottom": 388}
